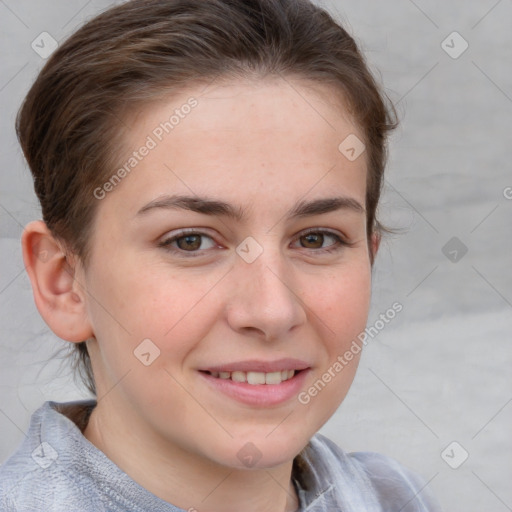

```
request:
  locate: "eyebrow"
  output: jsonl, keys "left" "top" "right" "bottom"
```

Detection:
{"left": 136, "top": 194, "right": 365, "bottom": 221}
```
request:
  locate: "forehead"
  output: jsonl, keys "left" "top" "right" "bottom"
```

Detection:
{"left": 127, "top": 76, "right": 361, "bottom": 148}
{"left": 102, "top": 77, "right": 367, "bottom": 217}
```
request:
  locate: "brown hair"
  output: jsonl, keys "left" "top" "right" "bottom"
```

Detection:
{"left": 17, "top": 0, "right": 397, "bottom": 396}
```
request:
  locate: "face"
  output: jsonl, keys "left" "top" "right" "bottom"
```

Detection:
{"left": 79, "top": 77, "right": 373, "bottom": 469}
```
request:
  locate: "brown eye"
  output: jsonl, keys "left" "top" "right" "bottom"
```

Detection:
{"left": 176, "top": 234, "right": 202, "bottom": 251}
{"left": 159, "top": 230, "right": 217, "bottom": 255}
{"left": 292, "top": 229, "right": 348, "bottom": 254}
{"left": 300, "top": 232, "right": 325, "bottom": 249}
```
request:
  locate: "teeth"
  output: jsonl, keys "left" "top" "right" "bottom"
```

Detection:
{"left": 231, "top": 371, "right": 246, "bottom": 383}
{"left": 208, "top": 369, "right": 297, "bottom": 385}
{"left": 265, "top": 371, "right": 282, "bottom": 385}
{"left": 247, "top": 371, "right": 266, "bottom": 385}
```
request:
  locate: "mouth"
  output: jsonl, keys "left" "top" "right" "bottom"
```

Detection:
{"left": 200, "top": 369, "right": 299, "bottom": 385}
{"left": 197, "top": 359, "right": 311, "bottom": 406}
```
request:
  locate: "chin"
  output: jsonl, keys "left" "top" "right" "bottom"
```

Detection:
{"left": 221, "top": 430, "right": 311, "bottom": 471}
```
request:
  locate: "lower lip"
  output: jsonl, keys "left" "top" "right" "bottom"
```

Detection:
{"left": 199, "top": 369, "right": 310, "bottom": 407}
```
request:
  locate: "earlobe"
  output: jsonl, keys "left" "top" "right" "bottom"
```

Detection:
{"left": 21, "top": 220, "right": 93, "bottom": 342}
{"left": 370, "top": 231, "right": 381, "bottom": 265}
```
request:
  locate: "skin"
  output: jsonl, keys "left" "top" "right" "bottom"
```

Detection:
{"left": 22, "top": 77, "right": 379, "bottom": 512}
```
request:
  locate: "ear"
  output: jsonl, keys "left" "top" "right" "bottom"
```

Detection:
{"left": 369, "top": 231, "right": 381, "bottom": 265}
{"left": 21, "top": 220, "right": 93, "bottom": 343}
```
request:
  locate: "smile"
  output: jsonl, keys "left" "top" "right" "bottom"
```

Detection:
{"left": 198, "top": 359, "right": 311, "bottom": 406}
{"left": 205, "top": 370, "right": 296, "bottom": 385}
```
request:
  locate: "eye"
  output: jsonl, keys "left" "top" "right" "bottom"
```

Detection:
{"left": 159, "top": 229, "right": 217, "bottom": 256}
{"left": 292, "top": 228, "right": 349, "bottom": 253}
{"left": 158, "top": 227, "right": 352, "bottom": 258}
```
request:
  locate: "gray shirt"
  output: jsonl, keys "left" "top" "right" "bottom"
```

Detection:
{"left": 0, "top": 400, "right": 442, "bottom": 511}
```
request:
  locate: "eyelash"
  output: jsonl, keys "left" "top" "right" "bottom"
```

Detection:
{"left": 158, "top": 227, "right": 352, "bottom": 257}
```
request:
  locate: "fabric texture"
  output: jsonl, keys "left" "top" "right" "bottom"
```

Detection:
{"left": 0, "top": 400, "right": 442, "bottom": 511}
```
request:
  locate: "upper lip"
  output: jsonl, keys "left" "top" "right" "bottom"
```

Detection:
{"left": 199, "top": 358, "right": 311, "bottom": 373}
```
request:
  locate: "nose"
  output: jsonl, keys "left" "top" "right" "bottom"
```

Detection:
{"left": 226, "top": 244, "right": 307, "bottom": 342}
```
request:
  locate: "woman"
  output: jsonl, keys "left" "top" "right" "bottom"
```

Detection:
{"left": 0, "top": 0, "right": 442, "bottom": 510}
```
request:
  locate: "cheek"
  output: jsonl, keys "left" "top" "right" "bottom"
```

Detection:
{"left": 309, "top": 261, "right": 372, "bottom": 342}
{"left": 89, "top": 260, "right": 226, "bottom": 361}
{"left": 299, "top": 265, "right": 370, "bottom": 427}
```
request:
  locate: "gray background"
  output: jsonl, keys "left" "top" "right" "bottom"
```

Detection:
{"left": 1, "top": 1, "right": 511, "bottom": 510}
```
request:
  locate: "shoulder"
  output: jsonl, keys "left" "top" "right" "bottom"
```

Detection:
{"left": 0, "top": 401, "right": 105, "bottom": 512}
{"left": 303, "top": 433, "right": 443, "bottom": 511}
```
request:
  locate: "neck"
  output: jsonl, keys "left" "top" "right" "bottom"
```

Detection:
{"left": 82, "top": 398, "right": 300, "bottom": 512}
